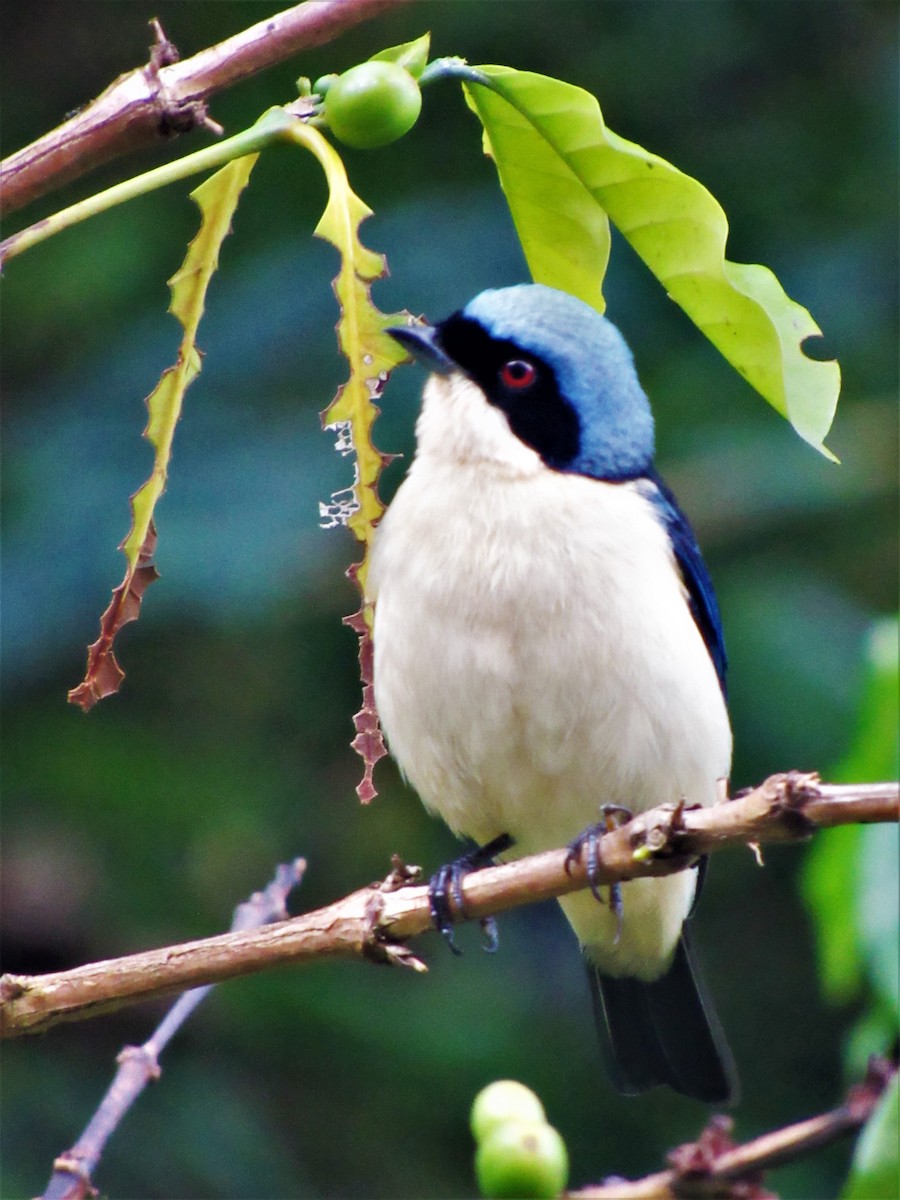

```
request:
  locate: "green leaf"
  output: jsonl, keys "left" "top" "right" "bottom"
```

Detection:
{"left": 284, "top": 122, "right": 406, "bottom": 575}
{"left": 129, "top": 155, "right": 259, "bottom": 564}
{"left": 840, "top": 1073, "right": 900, "bottom": 1200}
{"left": 845, "top": 1008, "right": 900, "bottom": 1081}
{"left": 462, "top": 73, "right": 610, "bottom": 317}
{"left": 802, "top": 824, "right": 865, "bottom": 1004}
{"left": 857, "top": 823, "right": 900, "bottom": 1017}
{"left": 370, "top": 32, "right": 431, "bottom": 79}
{"left": 283, "top": 122, "right": 408, "bottom": 802}
{"left": 802, "top": 618, "right": 900, "bottom": 1009}
{"left": 463, "top": 66, "right": 840, "bottom": 457}
{"left": 839, "top": 617, "right": 899, "bottom": 1016}
{"left": 68, "top": 153, "right": 257, "bottom": 711}
{"left": 836, "top": 618, "right": 900, "bottom": 785}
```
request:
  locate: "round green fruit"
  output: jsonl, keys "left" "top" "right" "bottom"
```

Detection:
{"left": 475, "top": 1120, "right": 569, "bottom": 1200}
{"left": 324, "top": 61, "right": 422, "bottom": 149}
{"left": 470, "top": 1081, "right": 547, "bottom": 1144}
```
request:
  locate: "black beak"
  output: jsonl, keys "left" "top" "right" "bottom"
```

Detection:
{"left": 386, "top": 322, "right": 456, "bottom": 375}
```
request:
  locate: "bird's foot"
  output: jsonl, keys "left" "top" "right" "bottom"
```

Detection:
{"left": 565, "top": 805, "right": 633, "bottom": 944}
{"left": 429, "top": 833, "right": 514, "bottom": 955}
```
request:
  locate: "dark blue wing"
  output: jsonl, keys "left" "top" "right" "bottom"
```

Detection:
{"left": 641, "top": 469, "right": 727, "bottom": 697}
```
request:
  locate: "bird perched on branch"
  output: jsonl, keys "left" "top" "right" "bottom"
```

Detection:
{"left": 369, "top": 283, "right": 737, "bottom": 1104}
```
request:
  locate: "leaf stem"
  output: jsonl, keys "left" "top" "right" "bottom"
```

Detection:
{"left": 0, "top": 105, "right": 304, "bottom": 263}
{"left": 418, "top": 57, "right": 491, "bottom": 89}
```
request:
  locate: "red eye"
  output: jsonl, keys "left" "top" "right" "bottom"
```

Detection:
{"left": 499, "top": 359, "right": 537, "bottom": 389}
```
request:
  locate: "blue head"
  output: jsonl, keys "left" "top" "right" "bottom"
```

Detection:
{"left": 389, "top": 284, "right": 655, "bottom": 480}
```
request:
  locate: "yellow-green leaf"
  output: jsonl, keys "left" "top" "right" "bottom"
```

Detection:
{"left": 284, "top": 122, "right": 408, "bottom": 802}
{"left": 463, "top": 73, "right": 610, "bottom": 317}
{"left": 285, "top": 122, "right": 407, "bottom": 597}
{"left": 125, "top": 154, "right": 258, "bottom": 562}
{"left": 464, "top": 66, "right": 840, "bottom": 457}
{"left": 68, "top": 154, "right": 257, "bottom": 710}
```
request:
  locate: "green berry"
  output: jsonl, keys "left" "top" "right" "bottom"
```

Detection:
{"left": 312, "top": 73, "right": 340, "bottom": 97}
{"left": 471, "top": 1081, "right": 547, "bottom": 1144}
{"left": 475, "top": 1120, "right": 569, "bottom": 1199}
{"left": 324, "top": 61, "right": 422, "bottom": 149}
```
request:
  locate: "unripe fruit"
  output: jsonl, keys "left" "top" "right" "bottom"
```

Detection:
{"left": 324, "top": 61, "right": 422, "bottom": 149}
{"left": 470, "top": 1080, "right": 547, "bottom": 1144}
{"left": 475, "top": 1119, "right": 569, "bottom": 1199}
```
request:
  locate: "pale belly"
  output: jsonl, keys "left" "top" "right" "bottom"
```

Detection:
{"left": 369, "top": 460, "right": 731, "bottom": 978}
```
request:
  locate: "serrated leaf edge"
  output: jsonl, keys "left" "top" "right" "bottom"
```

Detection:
{"left": 68, "top": 154, "right": 257, "bottom": 710}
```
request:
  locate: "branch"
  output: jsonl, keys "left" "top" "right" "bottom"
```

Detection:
{"left": 0, "top": 0, "right": 412, "bottom": 216}
{"left": 41, "top": 860, "right": 307, "bottom": 1200}
{"left": 2, "top": 773, "right": 896, "bottom": 1038}
{"left": 569, "top": 1057, "right": 897, "bottom": 1199}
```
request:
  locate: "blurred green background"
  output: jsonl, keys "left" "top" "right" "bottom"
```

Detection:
{"left": 2, "top": 3, "right": 897, "bottom": 1197}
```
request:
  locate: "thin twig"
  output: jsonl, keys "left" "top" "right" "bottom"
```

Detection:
{"left": 568, "top": 1057, "right": 897, "bottom": 1199}
{"left": 0, "top": 0, "right": 413, "bottom": 215}
{"left": 41, "top": 859, "right": 307, "bottom": 1200}
{"left": 2, "top": 773, "right": 897, "bottom": 1038}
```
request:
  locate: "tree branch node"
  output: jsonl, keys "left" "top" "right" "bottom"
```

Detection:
{"left": 1, "top": 0, "right": 413, "bottom": 214}
{"left": 144, "top": 23, "right": 214, "bottom": 140}
{"left": 0, "top": 973, "right": 27, "bottom": 1003}
{"left": 115, "top": 1043, "right": 161, "bottom": 1082}
{"left": 362, "top": 874, "right": 427, "bottom": 971}
{"left": 50, "top": 1152, "right": 96, "bottom": 1196}
{"left": 381, "top": 854, "right": 424, "bottom": 891}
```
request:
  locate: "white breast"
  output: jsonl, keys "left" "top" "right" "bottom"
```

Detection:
{"left": 368, "top": 374, "right": 731, "bottom": 979}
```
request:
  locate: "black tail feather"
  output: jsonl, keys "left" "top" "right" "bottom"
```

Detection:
{"left": 588, "top": 931, "right": 738, "bottom": 1105}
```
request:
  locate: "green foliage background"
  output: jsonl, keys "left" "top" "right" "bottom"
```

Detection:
{"left": 2, "top": 3, "right": 897, "bottom": 1198}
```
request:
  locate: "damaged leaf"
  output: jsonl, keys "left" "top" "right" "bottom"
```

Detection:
{"left": 67, "top": 526, "right": 160, "bottom": 710}
{"left": 285, "top": 122, "right": 409, "bottom": 800}
{"left": 68, "top": 153, "right": 258, "bottom": 710}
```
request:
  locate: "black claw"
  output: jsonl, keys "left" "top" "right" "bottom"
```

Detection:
{"left": 427, "top": 834, "right": 514, "bottom": 954}
{"left": 443, "top": 927, "right": 463, "bottom": 955}
{"left": 480, "top": 915, "right": 501, "bottom": 953}
{"left": 609, "top": 881, "right": 624, "bottom": 944}
{"left": 602, "top": 804, "right": 634, "bottom": 826}
{"left": 566, "top": 825, "right": 605, "bottom": 902}
{"left": 429, "top": 862, "right": 464, "bottom": 954}
{"left": 566, "top": 805, "right": 634, "bottom": 915}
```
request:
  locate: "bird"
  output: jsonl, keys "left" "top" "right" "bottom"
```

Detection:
{"left": 367, "top": 283, "right": 737, "bottom": 1104}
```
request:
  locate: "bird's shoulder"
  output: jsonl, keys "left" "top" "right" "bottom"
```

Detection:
{"left": 632, "top": 469, "right": 727, "bottom": 695}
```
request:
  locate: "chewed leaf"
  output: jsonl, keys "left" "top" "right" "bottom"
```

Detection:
{"left": 67, "top": 525, "right": 160, "bottom": 711}
{"left": 464, "top": 67, "right": 840, "bottom": 457}
{"left": 285, "top": 123, "right": 407, "bottom": 575}
{"left": 284, "top": 122, "right": 408, "bottom": 799}
{"left": 343, "top": 606, "right": 384, "bottom": 804}
{"left": 68, "top": 154, "right": 257, "bottom": 711}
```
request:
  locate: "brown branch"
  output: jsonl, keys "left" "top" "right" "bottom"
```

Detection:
{"left": 0, "top": 0, "right": 413, "bottom": 216}
{"left": 2, "top": 772, "right": 897, "bottom": 1038}
{"left": 568, "top": 1057, "right": 897, "bottom": 1199}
